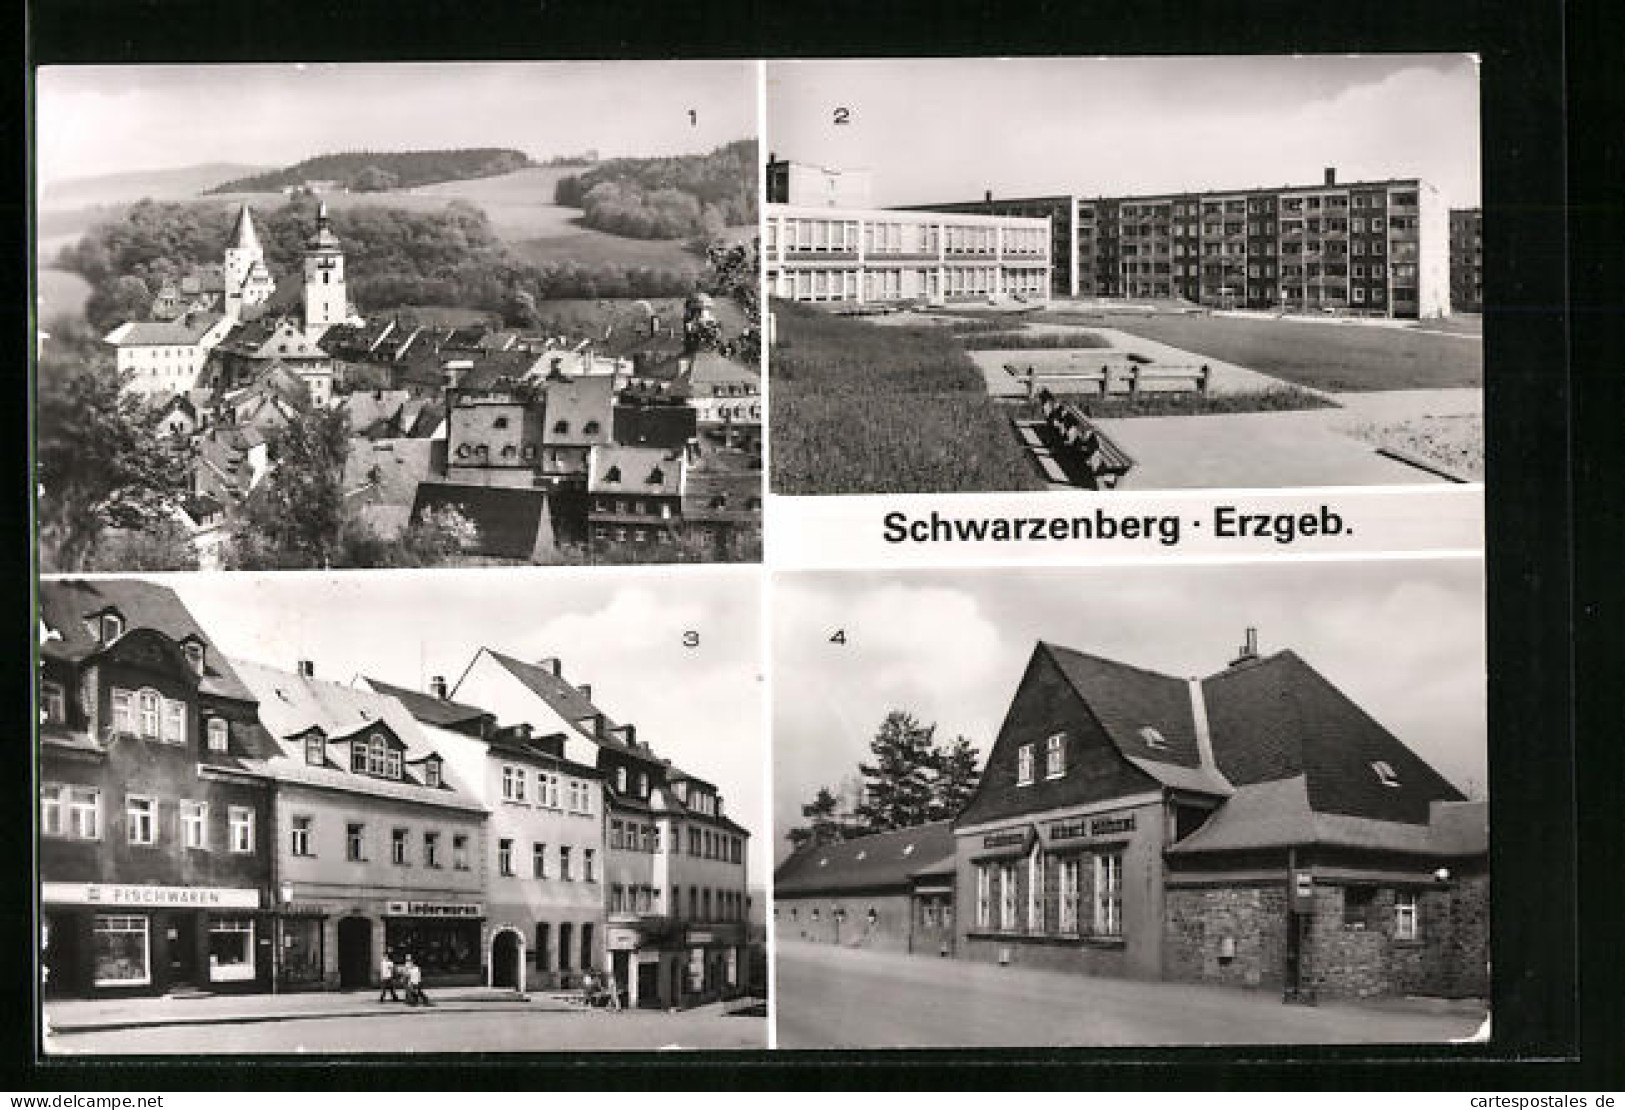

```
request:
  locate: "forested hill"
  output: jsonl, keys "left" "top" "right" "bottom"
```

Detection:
{"left": 207, "top": 149, "right": 537, "bottom": 194}
{"left": 553, "top": 139, "right": 757, "bottom": 239}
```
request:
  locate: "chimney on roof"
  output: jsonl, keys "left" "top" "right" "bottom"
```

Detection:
{"left": 578, "top": 683, "right": 592, "bottom": 702}
{"left": 624, "top": 723, "right": 636, "bottom": 747}
{"left": 1229, "top": 628, "right": 1260, "bottom": 668}
{"left": 297, "top": 659, "right": 314, "bottom": 678}
{"left": 1324, "top": 167, "right": 1337, "bottom": 186}
{"left": 430, "top": 675, "right": 447, "bottom": 700}
{"left": 539, "top": 657, "right": 561, "bottom": 677}
{"left": 985, "top": 189, "right": 993, "bottom": 204}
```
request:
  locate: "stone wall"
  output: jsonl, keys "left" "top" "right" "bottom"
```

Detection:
{"left": 1164, "top": 884, "right": 1288, "bottom": 991}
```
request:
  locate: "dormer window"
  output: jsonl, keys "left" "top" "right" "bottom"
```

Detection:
{"left": 306, "top": 733, "right": 325, "bottom": 767}
{"left": 350, "top": 739, "right": 368, "bottom": 774}
{"left": 183, "top": 640, "right": 206, "bottom": 676}
{"left": 637, "top": 771, "right": 648, "bottom": 797}
{"left": 1372, "top": 760, "right": 1401, "bottom": 788}
{"left": 616, "top": 766, "right": 628, "bottom": 794}
{"left": 647, "top": 467, "right": 665, "bottom": 485}
{"left": 365, "top": 734, "right": 389, "bottom": 777}
{"left": 386, "top": 748, "right": 402, "bottom": 780}
{"left": 101, "top": 612, "right": 124, "bottom": 643}
{"left": 424, "top": 759, "right": 442, "bottom": 788}
{"left": 207, "top": 718, "right": 229, "bottom": 753}
{"left": 1138, "top": 726, "right": 1168, "bottom": 751}
{"left": 493, "top": 416, "right": 509, "bottom": 429}
{"left": 583, "top": 421, "right": 600, "bottom": 434}
{"left": 554, "top": 420, "right": 570, "bottom": 434}
{"left": 604, "top": 466, "right": 622, "bottom": 485}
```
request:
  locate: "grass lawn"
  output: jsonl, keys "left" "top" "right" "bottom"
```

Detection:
{"left": 770, "top": 300, "right": 1042, "bottom": 494}
{"left": 1098, "top": 314, "right": 1482, "bottom": 391}
{"left": 961, "top": 331, "right": 1111, "bottom": 350}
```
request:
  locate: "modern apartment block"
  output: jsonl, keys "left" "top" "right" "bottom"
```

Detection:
{"left": 763, "top": 203, "right": 1053, "bottom": 307}
{"left": 1449, "top": 208, "right": 1483, "bottom": 313}
{"left": 915, "top": 169, "right": 1453, "bottom": 319}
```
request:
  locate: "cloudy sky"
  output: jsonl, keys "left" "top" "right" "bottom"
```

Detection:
{"left": 772, "top": 558, "right": 1486, "bottom": 864}
{"left": 153, "top": 567, "right": 769, "bottom": 879}
{"left": 36, "top": 61, "right": 758, "bottom": 185}
{"left": 767, "top": 55, "right": 1480, "bottom": 208}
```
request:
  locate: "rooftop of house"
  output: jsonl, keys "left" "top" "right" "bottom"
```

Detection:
{"left": 475, "top": 650, "right": 672, "bottom": 769}
{"left": 408, "top": 481, "right": 550, "bottom": 561}
{"left": 103, "top": 313, "right": 225, "bottom": 348}
{"left": 588, "top": 445, "right": 685, "bottom": 496}
{"left": 361, "top": 675, "right": 492, "bottom": 732}
{"left": 342, "top": 437, "right": 444, "bottom": 514}
{"left": 38, "top": 578, "right": 254, "bottom": 703}
{"left": 774, "top": 821, "right": 957, "bottom": 896}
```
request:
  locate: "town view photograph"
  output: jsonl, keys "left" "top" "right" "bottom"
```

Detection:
{"left": 772, "top": 560, "right": 1488, "bottom": 1047}
{"left": 39, "top": 567, "right": 767, "bottom": 1053}
{"left": 765, "top": 56, "right": 1483, "bottom": 494}
{"left": 35, "top": 61, "right": 762, "bottom": 571}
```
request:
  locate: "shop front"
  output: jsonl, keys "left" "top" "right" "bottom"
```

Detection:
{"left": 41, "top": 882, "right": 271, "bottom": 997}
{"left": 381, "top": 900, "right": 484, "bottom": 987}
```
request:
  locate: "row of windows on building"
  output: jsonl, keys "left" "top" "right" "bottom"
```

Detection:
{"left": 498, "top": 764, "right": 595, "bottom": 814}
{"left": 974, "top": 851, "right": 1124, "bottom": 938}
{"left": 591, "top": 498, "right": 676, "bottom": 518}
{"left": 1090, "top": 190, "right": 1419, "bottom": 222}
{"left": 771, "top": 265, "right": 1048, "bottom": 303}
{"left": 1110, "top": 239, "right": 1406, "bottom": 262}
{"left": 494, "top": 836, "right": 596, "bottom": 881}
{"left": 767, "top": 218, "right": 1047, "bottom": 258}
{"left": 99, "top": 686, "right": 232, "bottom": 752}
{"left": 608, "top": 882, "right": 747, "bottom": 921}
{"left": 1114, "top": 261, "right": 1412, "bottom": 280}
{"left": 40, "top": 785, "right": 256, "bottom": 852}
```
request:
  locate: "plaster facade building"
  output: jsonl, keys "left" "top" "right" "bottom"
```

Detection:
{"left": 103, "top": 313, "right": 234, "bottom": 400}
{"left": 451, "top": 650, "right": 754, "bottom": 1008}
{"left": 231, "top": 659, "right": 489, "bottom": 992}
{"left": 38, "top": 580, "right": 276, "bottom": 999}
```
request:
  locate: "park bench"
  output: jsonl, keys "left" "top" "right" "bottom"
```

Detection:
{"left": 1018, "top": 363, "right": 1209, "bottom": 399}
{"left": 1048, "top": 402, "right": 1134, "bottom": 488}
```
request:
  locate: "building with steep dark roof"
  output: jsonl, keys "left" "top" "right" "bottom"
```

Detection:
{"left": 946, "top": 633, "right": 1487, "bottom": 1000}
{"left": 38, "top": 579, "right": 276, "bottom": 998}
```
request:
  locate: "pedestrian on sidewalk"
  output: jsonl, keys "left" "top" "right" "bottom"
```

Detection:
{"left": 404, "top": 955, "right": 433, "bottom": 1007}
{"left": 379, "top": 952, "right": 401, "bottom": 1003}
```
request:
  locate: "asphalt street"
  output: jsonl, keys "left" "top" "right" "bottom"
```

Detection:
{"left": 774, "top": 940, "right": 1486, "bottom": 1049}
{"left": 46, "top": 1005, "right": 767, "bottom": 1055}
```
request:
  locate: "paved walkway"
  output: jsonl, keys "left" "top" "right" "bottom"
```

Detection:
{"left": 776, "top": 941, "right": 1487, "bottom": 1049}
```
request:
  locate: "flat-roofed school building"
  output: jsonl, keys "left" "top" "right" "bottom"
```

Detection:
{"left": 763, "top": 204, "right": 1053, "bottom": 307}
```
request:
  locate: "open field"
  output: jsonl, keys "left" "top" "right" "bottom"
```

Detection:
{"left": 771, "top": 301, "right": 1042, "bottom": 495}
{"left": 1079, "top": 313, "right": 1482, "bottom": 392}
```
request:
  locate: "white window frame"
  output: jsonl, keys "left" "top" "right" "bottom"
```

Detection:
{"left": 1059, "top": 857, "right": 1081, "bottom": 933}
{"left": 42, "top": 680, "right": 67, "bottom": 724}
{"left": 1027, "top": 849, "right": 1044, "bottom": 933}
{"left": 498, "top": 838, "right": 514, "bottom": 876}
{"left": 69, "top": 786, "right": 101, "bottom": 840}
{"left": 93, "top": 914, "right": 150, "bottom": 988}
{"left": 1395, "top": 890, "right": 1420, "bottom": 941}
{"left": 207, "top": 918, "right": 256, "bottom": 982}
{"left": 160, "top": 698, "right": 186, "bottom": 744}
{"left": 999, "top": 862, "right": 1019, "bottom": 930}
{"left": 1044, "top": 732, "right": 1066, "bottom": 779}
{"left": 424, "top": 830, "right": 440, "bottom": 868}
{"left": 346, "top": 822, "right": 366, "bottom": 862}
{"left": 453, "top": 833, "right": 469, "bottom": 870}
{"left": 126, "top": 795, "right": 156, "bottom": 846}
{"left": 206, "top": 717, "right": 228, "bottom": 753}
{"left": 291, "top": 815, "right": 313, "bottom": 857}
{"left": 41, "top": 784, "right": 64, "bottom": 837}
{"left": 1016, "top": 744, "right": 1034, "bottom": 786}
{"left": 306, "top": 733, "right": 325, "bottom": 766}
{"left": 138, "top": 690, "right": 160, "bottom": 738}
{"left": 181, "top": 800, "right": 208, "bottom": 850}
{"left": 1093, "top": 851, "right": 1124, "bottom": 937}
{"left": 228, "top": 805, "right": 254, "bottom": 853}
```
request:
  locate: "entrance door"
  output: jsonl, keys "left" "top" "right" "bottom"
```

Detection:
{"left": 636, "top": 960, "right": 659, "bottom": 1009}
{"left": 167, "top": 912, "right": 199, "bottom": 988}
{"left": 337, "top": 917, "right": 372, "bottom": 990}
{"left": 491, "top": 930, "right": 521, "bottom": 990}
{"left": 42, "top": 913, "right": 80, "bottom": 997}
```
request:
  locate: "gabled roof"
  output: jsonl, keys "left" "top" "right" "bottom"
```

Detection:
{"left": 1042, "top": 642, "right": 1203, "bottom": 771}
{"left": 38, "top": 579, "right": 253, "bottom": 702}
{"left": 1200, "top": 650, "right": 1465, "bottom": 826}
{"left": 478, "top": 650, "right": 668, "bottom": 766}
{"left": 409, "top": 481, "right": 551, "bottom": 561}
{"left": 540, "top": 375, "right": 616, "bottom": 447}
{"left": 104, "top": 313, "right": 225, "bottom": 347}
{"left": 363, "top": 675, "right": 492, "bottom": 732}
{"left": 774, "top": 822, "right": 956, "bottom": 896}
{"left": 589, "top": 445, "right": 684, "bottom": 495}
{"left": 343, "top": 438, "right": 442, "bottom": 526}
{"left": 613, "top": 404, "right": 696, "bottom": 449}
{"left": 231, "top": 657, "right": 481, "bottom": 813}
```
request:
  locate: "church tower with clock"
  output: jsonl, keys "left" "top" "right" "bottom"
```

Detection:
{"left": 302, "top": 201, "right": 349, "bottom": 338}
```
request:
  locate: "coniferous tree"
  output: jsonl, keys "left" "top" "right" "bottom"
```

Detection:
{"left": 854, "top": 711, "right": 941, "bottom": 834}
{"left": 929, "top": 735, "right": 982, "bottom": 821}
{"left": 786, "top": 786, "right": 847, "bottom": 851}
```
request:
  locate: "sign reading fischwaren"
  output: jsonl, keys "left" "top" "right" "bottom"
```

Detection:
{"left": 41, "top": 882, "right": 261, "bottom": 908}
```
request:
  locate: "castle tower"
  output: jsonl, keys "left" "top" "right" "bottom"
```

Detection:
{"left": 302, "top": 201, "right": 348, "bottom": 338}
{"left": 222, "top": 204, "right": 273, "bottom": 321}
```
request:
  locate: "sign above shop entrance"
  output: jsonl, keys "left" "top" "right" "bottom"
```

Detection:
{"left": 383, "top": 901, "right": 483, "bottom": 918}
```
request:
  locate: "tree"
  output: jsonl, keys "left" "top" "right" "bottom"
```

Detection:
{"left": 929, "top": 735, "right": 981, "bottom": 821}
{"left": 854, "top": 711, "right": 941, "bottom": 834}
{"left": 786, "top": 786, "right": 848, "bottom": 851}
{"left": 36, "top": 358, "right": 190, "bottom": 571}
{"left": 349, "top": 165, "right": 400, "bottom": 192}
{"left": 84, "top": 274, "right": 153, "bottom": 334}
{"left": 224, "top": 406, "right": 351, "bottom": 568}
{"left": 84, "top": 518, "right": 200, "bottom": 572}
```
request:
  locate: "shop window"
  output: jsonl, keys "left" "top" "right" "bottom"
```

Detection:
{"left": 126, "top": 796, "right": 156, "bottom": 845}
{"left": 229, "top": 806, "right": 254, "bottom": 853}
{"left": 1016, "top": 743, "right": 1034, "bottom": 786}
{"left": 209, "top": 918, "right": 255, "bottom": 982}
{"left": 182, "top": 800, "right": 208, "bottom": 849}
{"left": 1343, "top": 884, "right": 1378, "bottom": 929}
{"left": 1395, "top": 890, "right": 1420, "bottom": 941}
{"left": 1093, "top": 852, "right": 1123, "bottom": 937}
{"left": 93, "top": 915, "right": 150, "bottom": 987}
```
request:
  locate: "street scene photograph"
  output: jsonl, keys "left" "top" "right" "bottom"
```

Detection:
{"left": 766, "top": 56, "right": 1483, "bottom": 494}
{"left": 34, "top": 61, "right": 762, "bottom": 571}
{"left": 37, "top": 566, "right": 766, "bottom": 1053}
{"left": 771, "top": 559, "right": 1488, "bottom": 1047}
